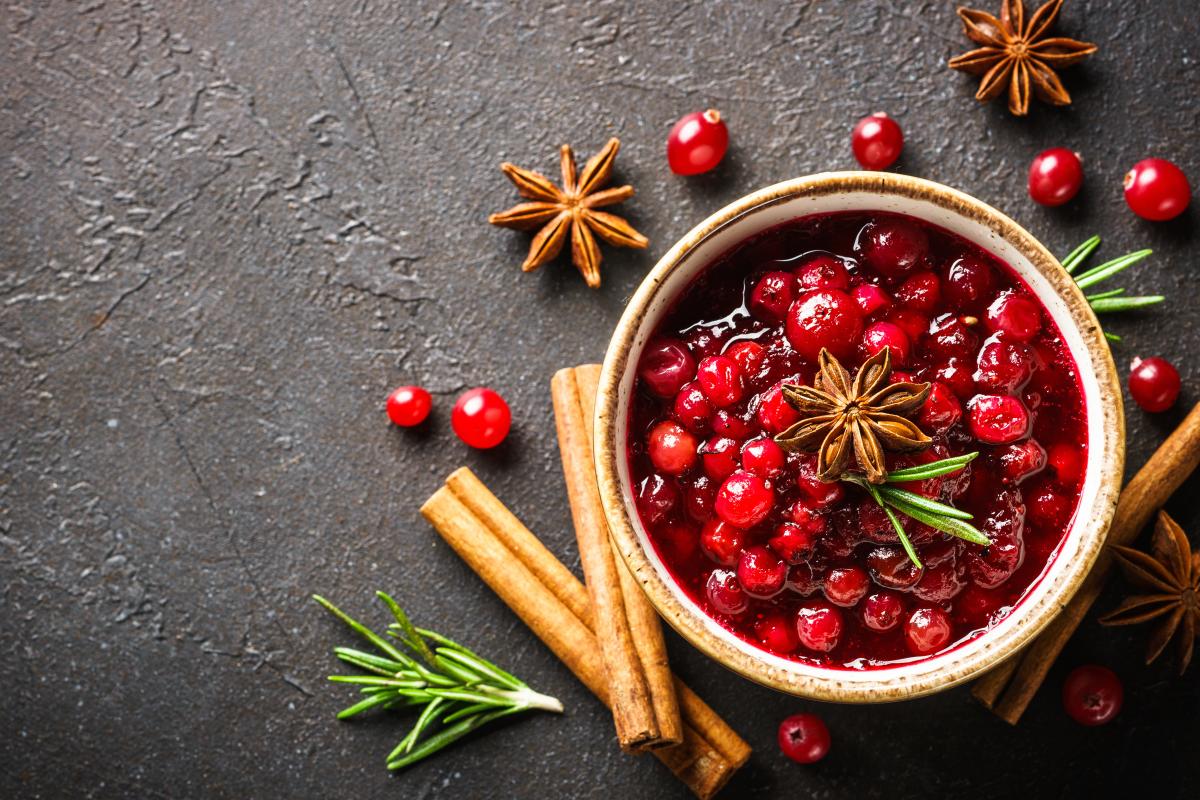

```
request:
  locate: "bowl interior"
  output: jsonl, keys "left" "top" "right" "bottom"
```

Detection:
{"left": 596, "top": 172, "right": 1123, "bottom": 701}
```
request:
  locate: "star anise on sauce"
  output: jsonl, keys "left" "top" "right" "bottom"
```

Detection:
{"left": 488, "top": 138, "right": 648, "bottom": 288}
{"left": 774, "top": 347, "right": 932, "bottom": 485}
{"left": 947, "top": 0, "right": 1097, "bottom": 117}
{"left": 1100, "top": 511, "right": 1200, "bottom": 675}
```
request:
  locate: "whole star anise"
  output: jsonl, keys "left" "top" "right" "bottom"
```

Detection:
{"left": 488, "top": 138, "right": 648, "bottom": 288}
{"left": 947, "top": 0, "right": 1097, "bottom": 117}
{"left": 774, "top": 347, "right": 932, "bottom": 484}
{"left": 1100, "top": 511, "right": 1200, "bottom": 675}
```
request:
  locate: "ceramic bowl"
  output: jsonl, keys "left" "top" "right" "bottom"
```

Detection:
{"left": 594, "top": 171, "right": 1124, "bottom": 701}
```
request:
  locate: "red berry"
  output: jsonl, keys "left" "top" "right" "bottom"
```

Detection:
{"left": 1046, "top": 441, "right": 1083, "bottom": 487}
{"left": 1062, "top": 665, "right": 1123, "bottom": 726}
{"left": 974, "top": 335, "right": 1033, "bottom": 393}
{"left": 785, "top": 289, "right": 864, "bottom": 361}
{"left": 658, "top": 520, "right": 699, "bottom": 564}
{"left": 794, "top": 254, "right": 850, "bottom": 292}
{"left": 755, "top": 612, "right": 800, "bottom": 653}
{"left": 895, "top": 271, "right": 941, "bottom": 315}
{"left": 851, "top": 112, "right": 903, "bottom": 171}
{"left": 712, "top": 407, "right": 756, "bottom": 438}
{"left": 861, "top": 591, "right": 904, "bottom": 632}
{"left": 944, "top": 257, "right": 995, "bottom": 310}
{"left": 697, "top": 355, "right": 745, "bottom": 407}
{"left": 851, "top": 283, "right": 892, "bottom": 316}
{"left": 451, "top": 387, "right": 511, "bottom": 448}
{"left": 911, "top": 559, "right": 967, "bottom": 603}
{"left": 700, "top": 435, "right": 741, "bottom": 480}
{"left": 769, "top": 521, "right": 820, "bottom": 564}
{"left": 1027, "top": 484, "right": 1072, "bottom": 530}
{"left": 918, "top": 381, "right": 963, "bottom": 433}
{"left": 777, "top": 713, "right": 831, "bottom": 764}
{"left": 1128, "top": 356, "right": 1181, "bottom": 412}
{"left": 682, "top": 474, "right": 717, "bottom": 522}
{"left": 741, "top": 438, "right": 786, "bottom": 478}
{"left": 705, "top": 569, "right": 748, "bottom": 615}
{"left": 998, "top": 439, "right": 1047, "bottom": 482}
{"left": 823, "top": 566, "right": 870, "bottom": 608}
{"left": 1028, "top": 148, "right": 1084, "bottom": 207}
{"left": 1123, "top": 158, "right": 1190, "bottom": 221}
{"left": 884, "top": 308, "right": 930, "bottom": 345}
{"left": 673, "top": 381, "right": 714, "bottom": 433}
{"left": 386, "top": 385, "right": 432, "bottom": 427}
{"left": 757, "top": 381, "right": 803, "bottom": 434}
{"left": 933, "top": 358, "right": 977, "bottom": 399}
{"left": 985, "top": 292, "right": 1042, "bottom": 341}
{"left": 857, "top": 218, "right": 929, "bottom": 279}
{"left": 968, "top": 394, "right": 1030, "bottom": 444}
{"left": 867, "top": 545, "right": 924, "bottom": 590}
{"left": 749, "top": 271, "right": 797, "bottom": 323}
{"left": 795, "top": 603, "right": 843, "bottom": 652}
{"left": 716, "top": 469, "right": 775, "bottom": 528}
{"left": 726, "top": 340, "right": 767, "bottom": 379}
{"left": 639, "top": 338, "right": 696, "bottom": 398}
{"left": 903, "top": 606, "right": 952, "bottom": 655}
{"left": 667, "top": 109, "right": 730, "bottom": 176}
{"left": 859, "top": 321, "right": 911, "bottom": 365}
{"left": 796, "top": 455, "right": 845, "bottom": 507}
{"left": 784, "top": 499, "right": 828, "bottom": 535}
{"left": 926, "top": 313, "right": 980, "bottom": 361}
{"left": 635, "top": 474, "right": 679, "bottom": 525}
{"left": 700, "top": 519, "right": 745, "bottom": 566}
{"left": 647, "top": 420, "right": 699, "bottom": 475}
{"left": 737, "top": 545, "right": 788, "bottom": 598}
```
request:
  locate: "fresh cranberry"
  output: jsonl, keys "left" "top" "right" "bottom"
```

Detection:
{"left": 755, "top": 612, "right": 800, "bottom": 653}
{"left": 851, "top": 283, "right": 891, "bottom": 316}
{"left": 975, "top": 336, "right": 1033, "bottom": 393}
{"left": 944, "top": 257, "right": 995, "bottom": 310}
{"left": 856, "top": 218, "right": 929, "bottom": 279}
{"left": 667, "top": 109, "right": 729, "bottom": 176}
{"left": 796, "top": 456, "right": 845, "bottom": 507}
{"left": 778, "top": 713, "right": 831, "bottom": 764}
{"left": 859, "top": 321, "right": 911, "bottom": 365}
{"left": 1062, "top": 665, "right": 1123, "bottom": 726}
{"left": 697, "top": 355, "right": 745, "bottom": 407}
{"left": 1128, "top": 356, "right": 1181, "bottom": 412}
{"left": 712, "top": 407, "right": 757, "bottom": 438}
{"left": 705, "top": 569, "right": 748, "bottom": 615}
{"left": 737, "top": 545, "right": 788, "bottom": 598}
{"left": 861, "top": 591, "right": 904, "bottom": 631}
{"left": 918, "top": 381, "right": 963, "bottom": 433}
{"left": 673, "top": 381, "right": 714, "bottom": 433}
{"left": 716, "top": 469, "right": 775, "bottom": 528}
{"left": 1027, "top": 148, "right": 1084, "bottom": 207}
{"left": 726, "top": 340, "right": 767, "bottom": 380}
{"left": 895, "top": 271, "right": 941, "bottom": 314}
{"left": 1123, "top": 158, "right": 1191, "bottom": 221}
{"left": 985, "top": 292, "right": 1041, "bottom": 342}
{"left": 451, "top": 388, "right": 511, "bottom": 448}
{"left": 635, "top": 474, "right": 679, "bottom": 525}
{"left": 700, "top": 519, "right": 745, "bottom": 566}
{"left": 700, "top": 435, "right": 741, "bottom": 480}
{"left": 647, "top": 420, "right": 699, "bottom": 475}
{"left": 911, "top": 559, "right": 966, "bottom": 603}
{"left": 769, "top": 521, "right": 820, "bottom": 564}
{"left": 795, "top": 254, "right": 850, "bottom": 291}
{"left": 867, "top": 545, "right": 924, "bottom": 589}
{"left": 795, "top": 603, "right": 843, "bottom": 653}
{"left": 682, "top": 474, "right": 717, "bottom": 521}
{"left": 884, "top": 308, "right": 929, "bottom": 345}
{"left": 851, "top": 112, "right": 903, "bottom": 171}
{"left": 386, "top": 385, "right": 432, "bottom": 427}
{"left": 968, "top": 394, "right": 1030, "bottom": 444}
{"left": 749, "top": 271, "right": 797, "bottom": 323}
{"left": 757, "top": 382, "right": 803, "bottom": 434}
{"left": 742, "top": 438, "right": 786, "bottom": 477}
{"left": 1027, "top": 484, "right": 1072, "bottom": 530}
{"left": 785, "top": 289, "right": 864, "bottom": 361}
{"left": 1046, "top": 442, "right": 1082, "bottom": 487}
{"left": 639, "top": 338, "right": 696, "bottom": 398}
{"left": 823, "top": 566, "right": 870, "bottom": 607}
{"left": 904, "top": 607, "right": 952, "bottom": 655}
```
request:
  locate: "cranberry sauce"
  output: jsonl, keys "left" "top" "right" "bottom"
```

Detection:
{"left": 628, "top": 211, "right": 1087, "bottom": 668}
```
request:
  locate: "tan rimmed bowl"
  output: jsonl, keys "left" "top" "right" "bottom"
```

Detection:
{"left": 595, "top": 172, "right": 1124, "bottom": 702}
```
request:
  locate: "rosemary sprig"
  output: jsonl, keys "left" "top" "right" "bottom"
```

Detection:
{"left": 1061, "top": 235, "right": 1164, "bottom": 343}
{"left": 842, "top": 452, "right": 987, "bottom": 569}
{"left": 314, "top": 592, "right": 563, "bottom": 771}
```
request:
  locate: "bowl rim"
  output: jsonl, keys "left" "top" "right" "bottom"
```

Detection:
{"left": 594, "top": 171, "right": 1125, "bottom": 702}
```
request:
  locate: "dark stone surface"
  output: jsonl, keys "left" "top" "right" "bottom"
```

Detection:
{"left": 2, "top": 2, "right": 1197, "bottom": 798}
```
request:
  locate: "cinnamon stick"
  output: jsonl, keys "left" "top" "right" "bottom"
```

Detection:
{"left": 424, "top": 469, "right": 750, "bottom": 798}
{"left": 973, "top": 401, "right": 1200, "bottom": 722}
{"left": 552, "top": 365, "right": 682, "bottom": 751}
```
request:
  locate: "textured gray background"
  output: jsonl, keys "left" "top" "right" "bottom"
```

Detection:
{"left": 2, "top": 1, "right": 1198, "bottom": 798}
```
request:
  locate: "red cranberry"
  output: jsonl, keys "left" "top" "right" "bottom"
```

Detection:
{"left": 968, "top": 394, "right": 1030, "bottom": 444}
{"left": 796, "top": 456, "right": 845, "bottom": 507}
{"left": 851, "top": 283, "right": 892, "bottom": 316}
{"left": 386, "top": 385, "right": 432, "bottom": 427}
{"left": 682, "top": 474, "right": 717, "bottom": 521}
{"left": 1046, "top": 442, "right": 1082, "bottom": 487}
{"left": 867, "top": 545, "right": 924, "bottom": 589}
{"left": 705, "top": 569, "right": 748, "bottom": 615}
{"left": 1123, "top": 158, "right": 1191, "bottom": 221}
{"left": 965, "top": 506, "right": 1025, "bottom": 588}
{"left": 985, "top": 292, "right": 1041, "bottom": 342}
{"left": 911, "top": 559, "right": 966, "bottom": 603}
{"left": 918, "top": 381, "right": 963, "bottom": 433}
{"left": 787, "top": 563, "right": 823, "bottom": 596}
{"left": 700, "top": 519, "right": 745, "bottom": 566}
{"left": 857, "top": 218, "right": 929, "bottom": 279}
{"left": 1028, "top": 148, "right": 1084, "bottom": 207}
{"left": 884, "top": 308, "right": 929, "bottom": 345}
{"left": 998, "top": 439, "right": 1046, "bottom": 482}
{"left": 451, "top": 388, "right": 512, "bottom": 448}
{"left": 697, "top": 355, "right": 745, "bottom": 407}
{"left": 777, "top": 713, "right": 831, "bottom": 764}
{"left": 795, "top": 254, "right": 850, "bottom": 291}
{"left": 640, "top": 338, "right": 696, "bottom": 398}
{"left": 974, "top": 335, "right": 1033, "bottom": 393}
{"left": 700, "top": 435, "right": 741, "bottom": 480}
{"left": 795, "top": 603, "right": 843, "bottom": 653}
{"left": 933, "top": 358, "right": 977, "bottom": 399}
{"left": 1062, "top": 665, "right": 1123, "bottom": 726}
{"left": 784, "top": 497, "right": 828, "bottom": 530}
{"left": 769, "top": 521, "right": 820, "bottom": 564}
{"left": 741, "top": 438, "right": 786, "bottom": 477}
{"left": 926, "top": 313, "right": 980, "bottom": 361}
{"left": 955, "top": 585, "right": 1003, "bottom": 628}
{"left": 667, "top": 109, "right": 729, "bottom": 176}
{"left": 785, "top": 289, "right": 864, "bottom": 361}
{"left": 1128, "top": 356, "right": 1181, "bottom": 412}
{"left": 859, "top": 321, "right": 911, "bottom": 365}
{"left": 823, "top": 566, "right": 870, "bottom": 607}
{"left": 737, "top": 545, "right": 788, "bottom": 598}
{"left": 757, "top": 382, "right": 803, "bottom": 434}
{"left": 647, "top": 420, "right": 699, "bottom": 475}
{"left": 658, "top": 520, "right": 699, "bottom": 564}
{"left": 1027, "top": 484, "right": 1072, "bottom": 530}
{"left": 726, "top": 340, "right": 767, "bottom": 380}
{"left": 636, "top": 474, "right": 679, "bottom": 525}
{"left": 715, "top": 469, "right": 775, "bottom": 528}
{"left": 712, "top": 407, "right": 756, "bottom": 438}
{"left": 861, "top": 591, "right": 904, "bottom": 632}
{"left": 684, "top": 326, "right": 724, "bottom": 359}
{"left": 944, "top": 257, "right": 995, "bottom": 310}
{"left": 852, "top": 112, "right": 903, "bottom": 171}
{"left": 673, "top": 381, "right": 714, "bottom": 433}
{"left": 895, "top": 271, "right": 941, "bottom": 315}
{"left": 903, "top": 607, "right": 953, "bottom": 655}
{"left": 755, "top": 612, "right": 800, "bottom": 653}
{"left": 749, "top": 271, "right": 797, "bottom": 323}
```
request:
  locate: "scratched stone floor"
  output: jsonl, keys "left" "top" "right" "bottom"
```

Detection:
{"left": 1, "top": 2, "right": 1198, "bottom": 798}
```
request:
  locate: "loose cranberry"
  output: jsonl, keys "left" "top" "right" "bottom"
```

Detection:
{"left": 769, "top": 521, "right": 820, "bottom": 564}
{"left": 635, "top": 474, "right": 679, "bottom": 525}
{"left": 749, "top": 271, "right": 797, "bottom": 323}
{"left": 856, "top": 218, "right": 929, "bottom": 279}
{"left": 1027, "top": 148, "right": 1084, "bottom": 207}
{"left": 1027, "top": 484, "right": 1072, "bottom": 530}
{"left": 386, "top": 385, "right": 432, "bottom": 427}
{"left": 867, "top": 545, "right": 924, "bottom": 589}
{"left": 785, "top": 289, "right": 864, "bottom": 361}
{"left": 851, "top": 112, "right": 903, "bottom": 171}
{"left": 451, "top": 388, "right": 511, "bottom": 448}
{"left": 903, "top": 607, "right": 952, "bottom": 655}
{"left": 742, "top": 438, "right": 786, "bottom": 478}
{"left": 796, "top": 456, "right": 845, "bottom": 507}
{"left": 861, "top": 592, "right": 904, "bottom": 632}
{"left": 667, "top": 109, "right": 729, "bottom": 176}
{"left": 738, "top": 545, "right": 788, "bottom": 598}
{"left": 895, "top": 271, "right": 941, "bottom": 315}
{"left": 918, "top": 381, "right": 963, "bottom": 433}
{"left": 884, "top": 308, "right": 929, "bottom": 345}
{"left": 640, "top": 338, "right": 696, "bottom": 398}
{"left": 985, "top": 292, "right": 1042, "bottom": 342}
{"left": 1128, "top": 356, "right": 1181, "bottom": 412}
{"left": 968, "top": 394, "right": 1030, "bottom": 444}
{"left": 1046, "top": 442, "right": 1082, "bottom": 487}
{"left": 926, "top": 313, "right": 980, "bottom": 362}
{"left": 757, "top": 381, "right": 803, "bottom": 434}
{"left": 859, "top": 321, "right": 911, "bottom": 365}
{"left": 673, "top": 381, "right": 714, "bottom": 433}
{"left": 726, "top": 340, "right": 767, "bottom": 380}
{"left": 700, "top": 519, "right": 746, "bottom": 566}
{"left": 705, "top": 569, "right": 749, "bottom": 615}
{"left": 1123, "top": 158, "right": 1191, "bottom": 221}
{"left": 697, "top": 355, "right": 745, "bottom": 407}
{"left": 1062, "top": 665, "right": 1123, "bottom": 726}
{"left": 851, "top": 283, "right": 892, "bottom": 316}
{"left": 975, "top": 335, "right": 1033, "bottom": 393}
{"left": 700, "top": 435, "right": 741, "bottom": 480}
{"left": 795, "top": 254, "right": 850, "bottom": 291}
{"left": 755, "top": 612, "right": 800, "bottom": 653}
{"left": 647, "top": 420, "right": 699, "bottom": 475}
{"left": 944, "top": 257, "right": 995, "bottom": 310}
{"left": 712, "top": 407, "right": 757, "bottom": 438}
{"left": 682, "top": 474, "right": 717, "bottom": 522}
{"left": 998, "top": 439, "right": 1046, "bottom": 482}
{"left": 795, "top": 603, "right": 843, "bottom": 653}
{"left": 778, "top": 713, "right": 831, "bottom": 764}
{"left": 716, "top": 469, "right": 775, "bottom": 528}
{"left": 823, "top": 566, "right": 870, "bottom": 607}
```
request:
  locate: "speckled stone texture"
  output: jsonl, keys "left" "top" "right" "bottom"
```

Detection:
{"left": 1, "top": 2, "right": 1197, "bottom": 798}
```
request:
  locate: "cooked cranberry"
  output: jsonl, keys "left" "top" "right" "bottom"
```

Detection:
{"left": 856, "top": 218, "right": 929, "bottom": 279}
{"left": 985, "top": 292, "right": 1041, "bottom": 342}
{"left": 785, "top": 289, "right": 864, "bottom": 361}
{"left": 968, "top": 394, "right": 1030, "bottom": 444}
{"left": 697, "top": 355, "right": 745, "bottom": 407}
{"left": 667, "top": 109, "right": 729, "bottom": 176}
{"left": 706, "top": 569, "right": 749, "bottom": 615}
{"left": 682, "top": 474, "right": 717, "bottom": 521}
{"left": 1027, "top": 485, "right": 1072, "bottom": 529}
{"left": 778, "top": 713, "right": 831, "bottom": 764}
{"left": 850, "top": 283, "right": 892, "bottom": 316}
{"left": 796, "top": 456, "right": 845, "bottom": 507}
{"left": 684, "top": 326, "right": 724, "bottom": 359}
{"left": 716, "top": 469, "right": 775, "bottom": 528}
{"left": 452, "top": 388, "right": 512, "bottom": 448}
{"left": 787, "top": 563, "right": 823, "bottom": 596}
{"left": 700, "top": 519, "right": 745, "bottom": 566}
{"left": 895, "top": 271, "right": 941, "bottom": 314}
{"left": 918, "top": 381, "right": 963, "bottom": 433}
{"left": 911, "top": 559, "right": 966, "bottom": 603}
{"left": 756, "top": 382, "right": 803, "bottom": 434}
{"left": 1123, "top": 158, "right": 1191, "bottom": 221}
{"left": 867, "top": 545, "right": 924, "bottom": 589}
{"left": 658, "top": 520, "right": 699, "bottom": 563}
{"left": 823, "top": 566, "right": 870, "bottom": 607}
{"left": 700, "top": 435, "right": 741, "bottom": 480}
{"left": 955, "top": 585, "right": 1003, "bottom": 628}
{"left": 755, "top": 612, "right": 800, "bottom": 653}
{"left": 933, "top": 358, "right": 977, "bottom": 399}
{"left": 1062, "top": 665, "right": 1123, "bottom": 725}
{"left": 975, "top": 336, "right": 1033, "bottom": 393}
{"left": 785, "top": 498, "right": 828, "bottom": 531}
{"left": 861, "top": 591, "right": 904, "bottom": 631}
{"left": 965, "top": 504, "right": 1025, "bottom": 588}
{"left": 712, "top": 407, "right": 757, "bottom": 438}
{"left": 386, "top": 385, "right": 432, "bottom": 427}
{"left": 944, "top": 257, "right": 995, "bottom": 310}
{"left": 726, "top": 340, "right": 767, "bottom": 380}
{"left": 1046, "top": 442, "right": 1083, "bottom": 487}
{"left": 635, "top": 474, "right": 679, "bottom": 525}
{"left": 749, "top": 271, "right": 797, "bottom": 323}
{"left": 737, "top": 545, "right": 788, "bottom": 598}
{"left": 884, "top": 308, "right": 929, "bottom": 345}
{"left": 1128, "top": 356, "right": 1181, "bottom": 412}
{"left": 795, "top": 603, "right": 844, "bottom": 652}
{"left": 639, "top": 338, "right": 696, "bottom": 398}
{"left": 926, "top": 313, "right": 979, "bottom": 361}
{"left": 795, "top": 254, "right": 850, "bottom": 291}
{"left": 673, "top": 381, "right": 714, "bottom": 433}
{"left": 1028, "top": 147, "right": 1084, "bottom": 207}
{"left": 741, "top": 438, "right": 786, "bottom": 477}
{"left": 998, "top": 439, "right": 1046, "bottom": 482}
{"left": 859, "top": 321, "right": 911, "bottom": 365}
{"left": 647, "top": 420, "right": 699, "bottom": 475}
{"left": 852, "top": 112, "right": 903, "bottom": 170}
{"left": 904, "top": 607, "right": 952, "bottom": 655}
{"left": 769, "top": 521, "right": 820, "bottom": 564}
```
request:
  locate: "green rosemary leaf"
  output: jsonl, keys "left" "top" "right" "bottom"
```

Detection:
{"left": 1085, "top": 288, "right": 1126, "bottom": 301}
{"left": 432, "top": 652, "right": 485, "bottom": 685}
{"left": 1089, "top": 295, "right": 1166, "bottom": 313}
{"left": 863, "top": 481, "right": 922, "bottom": 569}
{"left": 338, "top": 691, "right": 401, "bottom": 719}
{"left": 883, "top": 452, "right": 978, "bottom": 482}
{"left": 314, "top": 595, "right": 413, "bottom": 667}
{"left": 875, "top": 486, "right": 974, "bottom": 520}
{"left": 392, "top": 697, "right": 448, "bottom": 758}
{"left": 1074, "top": 248, "right": 1153, "bottom": 289}
{"left": 1061, "top": 235, "right": 1101, "bottom": 274}
{"left": 435, "top": 646, "right": 525, "bottom": 691}
{"left": 334, "top": 647, "right": 407, "bottom": 676}
{"left": 424, "top": 687, "right": 516, "bottom": 707}
{"left": 415, "top": 628, "right": 525, "bottom": 688}
{"left": 328, "top": 675, "right": 428, "bottom": 689}
{"left": 1105, "top": 331, "right": 1123, "bottom": 343}
{"left": 441, "top": 701, "right": 498, "bottom": 725}
{"left": 883, "top": 497, "right": 991, "bottom": 546}
{"left": 387, "top": 707, "right": 524, "bottom": 771}
{"left": 377, "top": 591, "right": 438, "bottom": 668}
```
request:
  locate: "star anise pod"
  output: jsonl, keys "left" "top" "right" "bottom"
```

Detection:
{"left": 1100, "top": 511, "right": 1200, "bottom": 675}
{"left": 947, "top": 0, "right": 1097, "bottom": 117}
{"left": 488, "top": 138, "right": 648, "bottom": 288}
{"left": 774, "top": 347, "right": 932, "bottom": 485}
